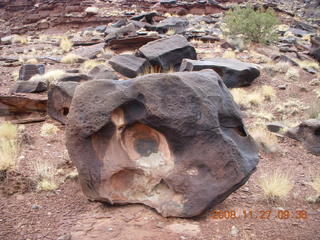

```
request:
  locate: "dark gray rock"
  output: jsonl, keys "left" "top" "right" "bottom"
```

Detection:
{"left": 286, "top": 119, "right": 320, "bottom": 155}
{"left": 48, "top": 81, "right": 79, "bottom": 124}
{"left": 88, "top": 65, "right": 118, "bottom": 80}
{"left": 66, "top": 70, "right": 259, "bottom": 218}
{"left": 145, "top": 17, "right": 189, "bottom": 34}
{"left": 10, "top": 80, "right": 47, "bottom": 94}
{"left": 266, "top": 122, "right": 286, "bottom": 133}
{"left": 105, "top": 23, "right": 137, "bottom": 42}
{"left": 180, "top": 58, "right": 260, "bottom": 88}
{"left": 109, "top": 55, "right": 149, "bottom": 78}
{"left": 111, "top": 19, "right": 128, "bottom": 28}
{"left": 60, "top": 73, "right": 91, "bottom": 82}
{"left": 137, "top": 35, "right": 197, "bottom": 71}
{"left": 130, "top": 12, "right": 157, "bottom": 24}
{"left": 292, "top": 20, "right": 317, "bottom": 33}
{"left": 310, "top": 36, "right": 320, "bottom": 62}
{"left": 19, "top": 64, "right": 45, "bottom": 81}
{"left": 95, "top": 25, "right": 107, "bottom": 33}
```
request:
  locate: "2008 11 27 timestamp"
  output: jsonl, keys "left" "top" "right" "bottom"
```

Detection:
{"left": 210, "top": 209, "right": 308, "bottom": 220}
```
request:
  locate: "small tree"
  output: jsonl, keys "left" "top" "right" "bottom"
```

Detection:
{"left": 223, "top": 4, "right": 280, "bottom": 44}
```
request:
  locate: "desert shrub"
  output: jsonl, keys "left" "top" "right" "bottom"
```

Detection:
{"left": 40, "top": 123, "right": 59, "bottom": 137}
{"left": 223, "top": 4, "right": 280, "bottom": 44}
{"left": 0, "top": 122, "right": 19, "bottom": 170}
{"left": 259, "top": 169, "right": 293, "bottom": 203}
{"left": 30, "top": 69, "right": 65, "bottom": 85}
{"left": 32, "top": 160, "right": 58, "bottom": 191}
{"left": 61, "top": 53, "right": 83, "bottom": 64}
{"left": 249, "top": 125, "right": 279, "bottom": 153}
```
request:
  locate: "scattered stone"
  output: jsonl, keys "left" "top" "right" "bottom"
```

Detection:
{"left": 230, "top": 226, "right": 239, "bottom": 237}
{"left": 105, "top": 23, "right": 137, "bottom": 42}
{"left": 111, "top": 19, "right": 128, "bottom": 28}
{"left": 10, "top": 80, "right": 47, "bottom": 94}
{"left": 278, "top": 84, "right": 287, "bottom": 90}
{"left": 180, "top": 58, "right": 260, "bottom": 88}
{"left": 66, "top": 70, "right": 259, "bottom": 217}
{"left": 88, "top": 65, "right": 118, "bottom": 80}
{"left": 108, "top": 35, "right": 160, "bottom": 51}
{"left": 47, "top": 81, "right": 78, "bottom": 124}
{"left": 1, "top": 35, "right": 14, "bottom": 45}
{"left": 137, "top": 35, "right": 197, "bottom": 71}
{"left": 31, "top": 204, "right": 40, "bottom": 210}
{"left": 57, "top": 234, "right": 71, "bottom": 240}
{"left": 71, "top": 42, "right": 105, "bottom": 59}
{"left": 95, "top": 25, "right": 107, "bottom": 33}
{"left": 19, "top": 64, "right": 45, "bottom": 81}
{"left": 59, "top": 73, "right": 91, "bottom": 83}
{"left": 109, "top": 54, "right": 149, "bottom": 78}
{"left": 0, "top": 94, "right": 47, "bottom": 116}
{"left": 146, "top": 17, "right": 189, "bottom": 34}
{"left": 266, "top": 122, "right": 286, "bottom": 133}
{"left": 309, "top": 36, "right": 320, "bottom": 62}
{"left": 286, "top": 119, "right": 320, "bottom": 156}
{"left": 130, "top": 12, "right": 157, "bottom": 24}
{"left": 85, "top": 7, "right": 98, "bottom": 15}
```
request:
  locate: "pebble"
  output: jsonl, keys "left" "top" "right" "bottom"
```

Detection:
{"left": 31, "top": 204, "right": 40, "bottom": 210}
{"left": 230, "top": 225, "right": 239, "bottom": 237}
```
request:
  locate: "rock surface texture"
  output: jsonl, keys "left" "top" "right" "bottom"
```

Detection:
{"left": 66, "top": 70, "right": 259, "bottom": 217}
{"left": 47, "top": 81, "right": 78, "bottom": 125}
{"left": 180, "top": 58, "right": 260, "bottom": 88}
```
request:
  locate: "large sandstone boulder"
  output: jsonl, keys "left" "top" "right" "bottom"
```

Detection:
{"left": 109, "top": 55, "right": 149, "bottom": 78}
{"left": 66, "top": 70, "right": 259, "bottom": 218}
{"left": 286, "top": 119, "right": 320, "bottom": 156}
{"left": 137, "top": 35, "right": 197, "bottom": 71}
{"left": 180, "top": 58, "right": 260, "bottom": 88}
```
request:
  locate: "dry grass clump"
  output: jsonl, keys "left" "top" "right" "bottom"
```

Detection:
{"left": 222, "top": 49, "right": 236, "bottom": 59}
{"left": 230, "top": 86, "right": 275, "bottom": 109}
{"left": 263, "top": 61, "right": 290, "bottom": 76}
{"left": 81, "top": 59, "right": 105, "bottom": 72}
{"left": 0, "top": 122, "right": 19, "bottom": 171}
{"left": 32, "top": 160, "right": 58, "bottom": 191}
{"left": 259, "top": 169, "right": 293, "bottom": 203}
{"left": 249, "top": 51, "right": 271, "bottom": 64}
{"left": 30, "top": 69, "right": 65, "bottom": 85}
{"left": 166, "top": 27, "right": 176, "bottom": 36}
{"left": 250, "top": 125, "right": 279, "bottom": 153}
{"left": 313, "top": 88, "right": 320, "bottom": 99}
{"left": 59, "top": 37, "right": 73, "bottom": 53}
{"left": 275, "top": 99, "right": 308, "bottom": 118}
{"left": 140, "top": 65, "right": 175, "bottom": 76}
{"left": 12, "top": 35, "right": 28, "bottom": 44}
{"left": 26, "top": 58, "right": 39, "bottom": 64}
{"left": 260, "top": 85, "right": 276, "bottom": 100}
{"left": 297, "top": 60, "right": 320, "bottom": 72}
{"left": 285, "top": 67, "right": 300, "bottom": 81}
{"left": 248, "top": 110, "right": 275, "bottom": 121}
{"left": 40, "top": 123, "right": 59, "bottom": 137}
{"left": 309, "top": 175, "right": 320, "bottom": 195}
{"left": 61, "top": 53, "right": 83, "bottom": 64}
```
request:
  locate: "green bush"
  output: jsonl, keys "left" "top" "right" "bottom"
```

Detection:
{"left": 223, "top": 4, "right": 280, "bottom": 44}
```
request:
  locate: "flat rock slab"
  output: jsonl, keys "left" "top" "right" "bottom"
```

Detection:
{"left": 0, "top": 94, "right": 47, "bottom": 116}
{"left": 72, "top": 42, "right": 105, "bottom": 59}
{"left": 109, "top": 54, "right": 149, "bottom": 78}
{"left": 107, "top": 36, "right": 160, "bottom": 51}
{"left": 180, "top": 58, "right": 260, "bottom": 88}
{"left": 10, "top": 80, "right": 47, "bottom": 94}
{"left": 137, "top": 34, "right": 197, "bottom": 71}
{"left": 19, "top": 64, "right": 45, "bottom": 81}
{"left": 66, "top": 70, "right": 258, "bottom": 217}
